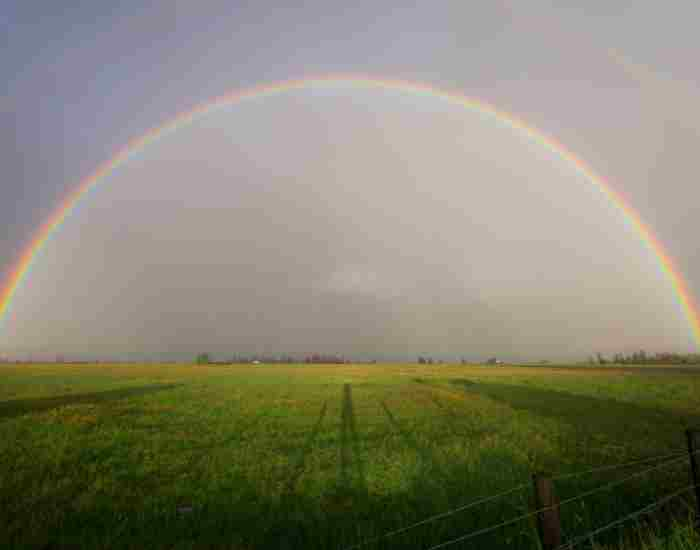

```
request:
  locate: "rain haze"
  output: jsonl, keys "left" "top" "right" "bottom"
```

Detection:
{"left": 2, "top": 1, "right": 700, "bottom": 361}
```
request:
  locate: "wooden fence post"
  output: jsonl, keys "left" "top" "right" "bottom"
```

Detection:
{"left": 686, "top": 429, "right": 700, "bottom": 528}
{"left": 533, "top": 473, "right": 562, "bottom": 550}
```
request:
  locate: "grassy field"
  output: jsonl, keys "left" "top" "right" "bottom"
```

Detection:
{"left": 1, "top": 363, "right": 699, "bottom": 549}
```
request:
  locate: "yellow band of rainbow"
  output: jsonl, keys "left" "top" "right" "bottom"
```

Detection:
{"left": 2, "top": 75, "right": 699, "bottom": 348}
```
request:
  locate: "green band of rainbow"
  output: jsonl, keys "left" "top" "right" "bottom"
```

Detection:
{"left": 2, "top": 75, "right": 699, "bottom": 347}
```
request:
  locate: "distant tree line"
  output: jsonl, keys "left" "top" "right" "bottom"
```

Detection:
{"left": 419, "top": 357, "right": 504, "bottom": 365}
{"left": 195, "top": 353, "right": 354, "bottom": 365}
{"left": 418, "top": 357, "right": 447, "bottom": 365}
{"left": 304, "top": 354, "right": 349, "bottom": 364}
{"left": 589, "top": 351, "right": 700, "bottom": 365}
{"left": 229, "top": 354, "right": 297, "bottom": 364}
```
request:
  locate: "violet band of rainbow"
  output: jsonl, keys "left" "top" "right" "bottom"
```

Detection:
{"left": 2, "top": 75, "right": 699, "bottom": 347}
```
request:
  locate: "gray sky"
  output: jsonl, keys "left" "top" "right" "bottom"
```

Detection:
{"left": 2, "top": 1, "right": 699, "bottom": 360}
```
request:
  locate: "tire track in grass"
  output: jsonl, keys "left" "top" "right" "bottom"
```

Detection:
{"left": 284, "top": 401, "right": 328, "bottom": 495}
{"left": 380, "top": 399, "right": 449, "bottom": 483}
{"left": 390, "top": 384, "right": 472, "bottom": 451}
{"left": 340, "top": 384, "right": 366, "bottom": 492}
{"left": 424, "top": 387, "right": 493, "bottom": 442}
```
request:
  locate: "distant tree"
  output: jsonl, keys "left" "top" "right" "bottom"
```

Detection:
{"left": 196, "top": 353, "right": 211, "bottom": 365}
{"left": 418, "top": 356, "right": 426, "bottom": 365}
{"left": 595, "top": 350, "right": 699, "bottom": 366}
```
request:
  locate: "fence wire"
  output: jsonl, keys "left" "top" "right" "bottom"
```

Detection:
{"left": 554, "top": 453, "right": 690, "bottom": 510}
{"left": 557, "top": 483, "right": 698, "bottom": 550}
{"left": 423, "top": 452, "right": 693, "bottom": 550}
{"left": 342, "top": 482, "right": 531, "bottom": 550}
{"left": 342, "top": 450, "right": 695, "bottom": 550}
{"left": 551, "top": 451, "right": 688, "bottom": 482}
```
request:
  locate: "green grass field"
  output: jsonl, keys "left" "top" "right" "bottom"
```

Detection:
{"left": 1, "top": 363, "right": 699, "bottom": 549}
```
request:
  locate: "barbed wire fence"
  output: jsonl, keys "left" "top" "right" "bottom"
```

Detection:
{"left": 342, "top": 481, "right": 532, "bottom": 550}
{"left": 558, "top": 483, "right": 699, "bottom": 550}
{"left": 341, "top": 445, "right": 699, "bottom": 550}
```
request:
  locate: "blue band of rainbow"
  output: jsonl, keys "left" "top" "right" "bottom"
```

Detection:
{"left": 2, "top": 75, "right": 698, "bottom": 347}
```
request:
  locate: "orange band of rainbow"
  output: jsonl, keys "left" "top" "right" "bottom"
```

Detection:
{"left": 2, "top": 75, "right": 699, "bottom": 347}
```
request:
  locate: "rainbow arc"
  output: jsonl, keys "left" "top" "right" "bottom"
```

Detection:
{"left": 1, "top": 75, "right": 698, "bottom": 347}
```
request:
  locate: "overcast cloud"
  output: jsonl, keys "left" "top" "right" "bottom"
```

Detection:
{"left": 2, "top": 1, "right": 699, "bottom": 360}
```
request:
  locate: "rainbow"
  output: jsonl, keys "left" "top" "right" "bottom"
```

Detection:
{"left": 1, "top": 75, "right": 699, "bottom": 347}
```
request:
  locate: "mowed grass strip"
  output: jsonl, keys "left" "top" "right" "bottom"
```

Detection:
{"left": 0, "top": 363, "right": 698, "bottom": 549}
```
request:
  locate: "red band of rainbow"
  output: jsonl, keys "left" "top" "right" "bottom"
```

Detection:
{"left": 2, "top": 75, "right": 699, "bottom": 348}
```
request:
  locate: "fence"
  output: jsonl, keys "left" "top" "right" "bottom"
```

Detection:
{"left": 342, "top": 429, "right": 700, "bottom": 550}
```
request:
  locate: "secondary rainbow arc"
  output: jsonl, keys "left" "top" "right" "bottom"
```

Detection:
{"left": 1, "top": 75, "right": 699, "bottom": 347}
